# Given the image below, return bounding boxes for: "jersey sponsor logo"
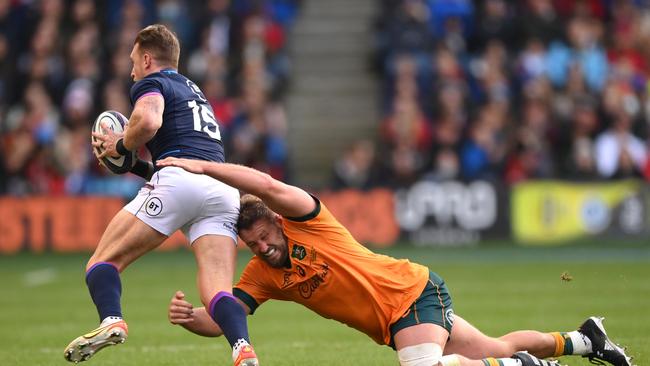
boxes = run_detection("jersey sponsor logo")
[282,272,294,288]
[145,197,163,216]
[297,263,329,299]
[295,264,306,277]
[291,244,307,260]
[310,248,317,263]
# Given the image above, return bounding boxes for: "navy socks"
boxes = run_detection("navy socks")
[208,291,250,347]
[86,262,122,322]
[85,263,248,348]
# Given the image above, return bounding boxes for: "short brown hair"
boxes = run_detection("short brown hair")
[134,24,180,68]
[238,194,275,232]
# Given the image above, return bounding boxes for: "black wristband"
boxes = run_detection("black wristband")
[130,159,154,180]
[116,138,131,156]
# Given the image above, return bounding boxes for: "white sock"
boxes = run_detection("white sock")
[568,330,592,355]
[496,359,522,366]
[100,316,122,327]
[478,358,522,366]
[231,338,250,361]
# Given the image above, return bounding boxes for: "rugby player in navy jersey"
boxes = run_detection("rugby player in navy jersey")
[64,24,259,366]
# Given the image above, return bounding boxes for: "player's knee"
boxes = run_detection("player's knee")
[397,343,443,366]
[494,338,518,357]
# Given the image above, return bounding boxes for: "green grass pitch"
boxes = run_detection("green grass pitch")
[1,244,648,365]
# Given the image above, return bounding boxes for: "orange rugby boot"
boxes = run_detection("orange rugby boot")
[64,319,128,363]
[232,339,259,366]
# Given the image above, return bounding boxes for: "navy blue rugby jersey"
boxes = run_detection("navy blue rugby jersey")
[129,68,225,164]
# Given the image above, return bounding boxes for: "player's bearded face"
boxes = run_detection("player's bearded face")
[241,218,289,268]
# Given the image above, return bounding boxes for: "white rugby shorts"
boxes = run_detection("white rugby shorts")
[124,166,240,244]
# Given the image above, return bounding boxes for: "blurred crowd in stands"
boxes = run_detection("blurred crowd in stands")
[333,0,650,190]
[4,0,650,197]
[0,0,299,197]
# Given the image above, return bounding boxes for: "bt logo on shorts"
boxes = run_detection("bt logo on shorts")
[145,197,163,216]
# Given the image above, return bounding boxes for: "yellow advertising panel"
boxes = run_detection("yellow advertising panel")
[512,180,642,244]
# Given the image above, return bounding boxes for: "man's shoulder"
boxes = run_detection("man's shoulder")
[240,256,284,287]
[243,255,271,273]
[136,69,187,86]
[131,71,191,101]
[151,71,203,98]
[131,73,166,94]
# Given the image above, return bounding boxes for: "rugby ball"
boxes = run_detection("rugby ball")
[92,110,136,174]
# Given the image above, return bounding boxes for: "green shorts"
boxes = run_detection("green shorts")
[389,271,454,348]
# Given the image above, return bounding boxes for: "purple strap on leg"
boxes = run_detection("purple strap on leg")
[209,291,236,317]
[86,262,118,278]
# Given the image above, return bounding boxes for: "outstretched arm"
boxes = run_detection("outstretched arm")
[157,157,316,218]
[168,291,251,338]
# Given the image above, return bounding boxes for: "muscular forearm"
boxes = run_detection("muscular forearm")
[123,110,159,151]
[203,162,278,199]
[181,307,223,338]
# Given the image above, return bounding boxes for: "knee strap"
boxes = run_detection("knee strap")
[397,343,443,366]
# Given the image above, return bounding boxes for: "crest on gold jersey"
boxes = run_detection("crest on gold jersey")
[291,244,307,260]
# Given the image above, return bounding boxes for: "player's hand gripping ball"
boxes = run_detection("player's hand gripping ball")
[91,111,136,174]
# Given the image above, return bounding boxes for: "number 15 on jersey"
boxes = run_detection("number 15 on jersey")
[188,100,222,141]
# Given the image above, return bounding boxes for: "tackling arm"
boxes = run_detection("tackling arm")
[168,291,251,338]
[179,307,222,337]
[156,158,316,218]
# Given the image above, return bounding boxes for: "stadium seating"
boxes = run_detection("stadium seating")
[0,0,300,197]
